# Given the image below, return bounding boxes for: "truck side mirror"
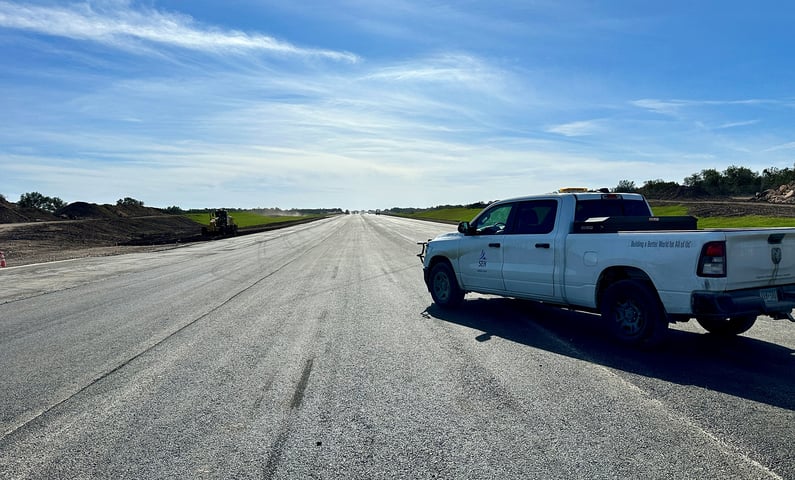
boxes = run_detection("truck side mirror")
[458,222,471,234]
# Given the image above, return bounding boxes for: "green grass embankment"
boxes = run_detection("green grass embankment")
[185,211,321,228]
[650,204,795,228]
[397,208,482,224]
[400,204,795,229]
[697,216,795,228]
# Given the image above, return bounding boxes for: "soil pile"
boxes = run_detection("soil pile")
[0,197,58,223]
[753,183,795,204]
[673,201,795,218]
[57,202,116,219]
[0,200,203,266]
[56,202,169,219]
[641,185,713,200]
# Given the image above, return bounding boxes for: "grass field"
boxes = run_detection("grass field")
[696,216,795,228]
[399,207,482,223]
[185,211,320,228]
[401,204,795,228]
[649,204,795,228]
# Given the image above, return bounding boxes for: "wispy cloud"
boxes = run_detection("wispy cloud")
[547,119,604,137]
[0,1,359,61]
[364,54,509,94]
[631,99,686,116]
[764,142,795,152]
[717,119,759,129]
[632,98,777,116]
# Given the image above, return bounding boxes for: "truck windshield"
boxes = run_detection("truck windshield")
[574,198,651,222]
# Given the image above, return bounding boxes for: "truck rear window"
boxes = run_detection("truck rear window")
[574,198,651,222]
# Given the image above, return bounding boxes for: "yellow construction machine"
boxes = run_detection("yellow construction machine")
[201,209,239,236]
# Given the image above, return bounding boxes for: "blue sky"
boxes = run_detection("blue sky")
[2,1,795,210]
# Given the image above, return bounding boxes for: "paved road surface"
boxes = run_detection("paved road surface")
[1,214,793,479]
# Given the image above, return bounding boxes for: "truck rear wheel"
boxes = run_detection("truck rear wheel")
[696,315,756,336]
[600,280,667,346]
[429,262,464,308]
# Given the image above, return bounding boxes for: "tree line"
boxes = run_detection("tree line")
[6,192,151,213]
[615,164,795,197]
[3,191,343,216]
[388,201,491,214]
[17,192,66,212]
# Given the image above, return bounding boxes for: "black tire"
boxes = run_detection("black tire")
[696,315,756,336]
[429,262,464,308]
[600,279,668,346]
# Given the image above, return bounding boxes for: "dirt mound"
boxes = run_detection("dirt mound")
[3,214,200,242]
[0,199,201,266]
[0,214,204,266]
[57,202,116,219]
[113,203,168,218]
[752,183,795,204]
[640,185,715,200]
[0,199,165,223]
[0,197,59,223]
[671,201,795,218]
[0,198,30,223]
[56,202,166,219]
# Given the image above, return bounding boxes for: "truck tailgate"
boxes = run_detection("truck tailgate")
[724,229,795,290]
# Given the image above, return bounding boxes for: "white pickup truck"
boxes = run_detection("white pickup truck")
[419,189,795,346]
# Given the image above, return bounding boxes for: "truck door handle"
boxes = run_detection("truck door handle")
[535,243,550,249]
[488,243,501,248]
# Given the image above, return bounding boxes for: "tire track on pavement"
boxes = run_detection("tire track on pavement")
[263,357,316,479]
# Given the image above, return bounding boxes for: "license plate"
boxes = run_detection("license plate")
[760,288,778,303]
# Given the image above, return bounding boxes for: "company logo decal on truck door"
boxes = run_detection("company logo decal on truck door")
[772,247,782,265]
[478,249,487,271]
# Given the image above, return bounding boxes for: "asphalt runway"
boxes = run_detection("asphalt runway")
[1,214,793,479]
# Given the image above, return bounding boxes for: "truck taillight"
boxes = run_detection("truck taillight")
[698,241,726,277]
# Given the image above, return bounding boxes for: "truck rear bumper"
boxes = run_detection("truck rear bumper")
[692,285,795,319]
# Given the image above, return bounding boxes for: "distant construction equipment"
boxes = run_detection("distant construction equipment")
[201,209,238,236]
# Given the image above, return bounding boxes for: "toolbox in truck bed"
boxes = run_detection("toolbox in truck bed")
[572,215,698,233]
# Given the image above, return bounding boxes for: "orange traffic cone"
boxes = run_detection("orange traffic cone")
[0,251,5,268]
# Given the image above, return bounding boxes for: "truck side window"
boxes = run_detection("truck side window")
[471,204,513,234]
[512,200,557,234]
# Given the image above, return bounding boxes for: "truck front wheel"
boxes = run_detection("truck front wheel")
[600,280,668,346]
[429,262,464,308]
[696,316,756,336]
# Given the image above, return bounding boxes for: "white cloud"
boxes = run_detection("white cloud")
[0,1,359,61]
[716,119,759,129]
[631,99,687,116]
[364,54,513,97]
[632,98,778,116]
[547,119,604,137]
[764,142,795,152]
